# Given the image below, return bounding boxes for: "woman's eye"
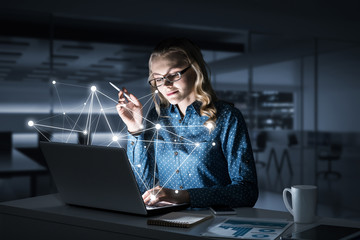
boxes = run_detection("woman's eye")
[167,74,178,80]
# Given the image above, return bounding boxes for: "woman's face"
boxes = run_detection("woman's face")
[150,55,196,107]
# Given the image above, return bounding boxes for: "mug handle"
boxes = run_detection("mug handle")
[283,188,294,216]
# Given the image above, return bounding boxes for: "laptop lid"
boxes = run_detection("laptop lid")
[40,142,188,216]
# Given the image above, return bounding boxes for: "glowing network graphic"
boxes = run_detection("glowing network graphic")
[27,81,216,198]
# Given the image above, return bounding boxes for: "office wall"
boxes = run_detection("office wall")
[318,47,360,133]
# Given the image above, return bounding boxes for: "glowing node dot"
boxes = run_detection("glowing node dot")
[206,122,214,130]
[139,124,144,129]
[144,146,147,148]
[137,164,141,168]
[83,130,88,135]
[212,142,216,146]
[100,108,104,112]
[63,112,66,115]
[112,136,119,142]
[155,124,161,130]
[84,103,86,105]
[91,86,97,92]
[27,121,34,127]
[154,90,159,94]
[175,190,179,194]
[174,139,177,142]
[195,142,200,147]
[52,80,56,85]
[150,194,156,201]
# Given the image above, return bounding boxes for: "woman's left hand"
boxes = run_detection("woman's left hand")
[142,186,190,206]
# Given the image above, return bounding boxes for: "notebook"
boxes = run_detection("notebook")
[39,142,189,216]
[147,212,213,228]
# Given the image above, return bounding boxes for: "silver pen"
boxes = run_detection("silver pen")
[109,82,136,104]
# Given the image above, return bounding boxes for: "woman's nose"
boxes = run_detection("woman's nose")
[164,78,173,86]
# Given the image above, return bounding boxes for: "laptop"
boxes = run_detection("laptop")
[39,141,189,216]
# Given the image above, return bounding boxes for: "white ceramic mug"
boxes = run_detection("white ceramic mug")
[283,185,317,223]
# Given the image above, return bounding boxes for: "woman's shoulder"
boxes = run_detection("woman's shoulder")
[215,100,240,114]
[215,100,245,122]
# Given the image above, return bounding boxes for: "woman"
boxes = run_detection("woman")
[116,38,258,208]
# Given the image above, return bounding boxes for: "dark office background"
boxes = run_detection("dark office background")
[1,1,359,221]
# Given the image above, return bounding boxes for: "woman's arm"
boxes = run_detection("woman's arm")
[187,108,258,208]
[126,108,159,194]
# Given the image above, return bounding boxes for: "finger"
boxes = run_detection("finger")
[147,195,159,206]
[143,195,150,204]
[142,190,150,200]
[123,88,140,106]
[144,194,156,205]
[116,103,126,111]
[118,89,124,98]
[118,91,126,103]
[128,93,141,106]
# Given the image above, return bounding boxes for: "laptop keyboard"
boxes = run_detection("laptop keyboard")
[145,201,176,210]
[146,205,159,210]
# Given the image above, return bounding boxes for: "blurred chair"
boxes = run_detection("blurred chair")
[0,131,12,155]
[317,143,342,179]
[287,133,298,147]
[253,131,267,167]
[78,132,92,145]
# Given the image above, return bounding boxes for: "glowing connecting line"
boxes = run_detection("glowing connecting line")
[28,80,217,194]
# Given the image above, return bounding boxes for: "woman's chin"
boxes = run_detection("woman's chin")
[167,99,179,105]
[166,97,180,105]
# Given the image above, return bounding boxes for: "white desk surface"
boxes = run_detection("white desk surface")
[0,194,359,239]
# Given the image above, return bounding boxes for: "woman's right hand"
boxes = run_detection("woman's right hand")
[116,88,143,134]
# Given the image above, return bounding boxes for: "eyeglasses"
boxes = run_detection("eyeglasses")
[148,66,191,88]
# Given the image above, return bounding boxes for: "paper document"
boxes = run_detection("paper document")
[202,217,292,239]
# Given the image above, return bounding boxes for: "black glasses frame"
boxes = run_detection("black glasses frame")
[148,65,191,87]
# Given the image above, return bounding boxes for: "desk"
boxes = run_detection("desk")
[1,194,359,240]
[0,149,48,197]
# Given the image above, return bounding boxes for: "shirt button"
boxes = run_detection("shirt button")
[179,186,183,189]
[174,151,178,156]
[176,169,179,173]
[179,136,184,141]
[178,119,182,123]
[130,141,134,145]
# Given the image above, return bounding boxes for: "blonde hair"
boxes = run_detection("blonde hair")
[148,38,217,130]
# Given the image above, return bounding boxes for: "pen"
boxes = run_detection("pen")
[109,82,136,104]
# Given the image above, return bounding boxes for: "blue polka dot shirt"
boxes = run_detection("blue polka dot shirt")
[127,100,258,208]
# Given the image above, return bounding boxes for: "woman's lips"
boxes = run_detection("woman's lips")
[166,90,178,96]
